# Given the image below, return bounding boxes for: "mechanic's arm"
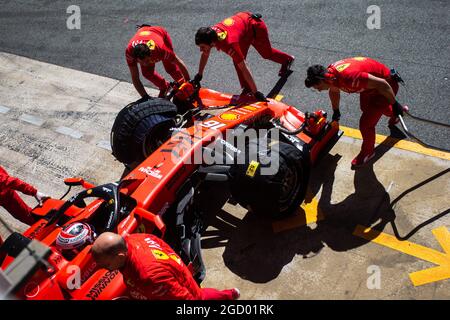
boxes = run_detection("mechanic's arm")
[198,50,210,77]
[328,87,340,111]
[366,74,396,104]
[173,54,190,82]
[0,174,37,196]
[236,60,257,93]
[128,64,149,98]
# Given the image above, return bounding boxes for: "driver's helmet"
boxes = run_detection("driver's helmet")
[56,222,96,254]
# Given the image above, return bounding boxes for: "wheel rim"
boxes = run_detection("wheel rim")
[142,124,171,158]
[279,164,300,211]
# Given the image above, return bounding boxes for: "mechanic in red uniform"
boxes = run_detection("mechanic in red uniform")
[126,24,191,99]
[304,57,408,167]
[92,232,240,300]
[0,166,49,225]
[194,12,295,101]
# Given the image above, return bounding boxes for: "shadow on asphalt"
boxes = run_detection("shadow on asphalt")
[200,132,414,283]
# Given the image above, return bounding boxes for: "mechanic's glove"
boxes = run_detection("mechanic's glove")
[135,93,151,104]
[192,73,202,86]
[158,82,170,98]
[35,191,50,206]
[332,109,341,122]
[392,100,405,117]
[254,91,269,102]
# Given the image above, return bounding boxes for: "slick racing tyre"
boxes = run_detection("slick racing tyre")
[229,140,310,219]
[111,98,177,164]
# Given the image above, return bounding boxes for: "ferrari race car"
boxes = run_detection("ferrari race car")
[0,80,342,300]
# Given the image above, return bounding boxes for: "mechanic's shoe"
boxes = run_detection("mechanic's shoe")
[279,55,295,76]
[231,288,240,300]
[351,151,375,168]
[388,105,409,127]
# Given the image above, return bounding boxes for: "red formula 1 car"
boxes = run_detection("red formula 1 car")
[0,81,342,299]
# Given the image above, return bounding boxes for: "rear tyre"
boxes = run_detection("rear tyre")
[229,140,310,219]
[110,98,177,165]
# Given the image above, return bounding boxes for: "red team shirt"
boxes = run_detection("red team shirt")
[327,57,391,93]
[211,12,254,64]
[125,26,177,67]
[120,233,203,300]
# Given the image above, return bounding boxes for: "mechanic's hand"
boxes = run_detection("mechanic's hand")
[35,191,50,206]
[158,83,170,98]
[392,101,405,117]
[135,93,151,104]
[193,73,202,85]
[254,91,268,102]
[332,109,341,122]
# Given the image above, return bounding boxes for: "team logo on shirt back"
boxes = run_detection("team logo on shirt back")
[223,18,235,26]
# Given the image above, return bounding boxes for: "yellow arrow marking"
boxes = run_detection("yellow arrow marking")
[353,225,450,286]
[272,194,324,233]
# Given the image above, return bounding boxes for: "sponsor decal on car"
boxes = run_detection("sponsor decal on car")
[102,187,112,193]
[219,113,240,121]
[138,166,163,179]
[27,221,47,239]
[246,160,260,178]
[86,270,119,300]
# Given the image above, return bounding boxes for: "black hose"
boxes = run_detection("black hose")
[405,110,450,128]
[59,186,72,200]
[398,115,450,153]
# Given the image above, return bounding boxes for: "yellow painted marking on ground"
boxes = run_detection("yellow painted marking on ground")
[353,225,450,286]
[275,94,284,101]
[340,125,450,161]
[272,195,324,233]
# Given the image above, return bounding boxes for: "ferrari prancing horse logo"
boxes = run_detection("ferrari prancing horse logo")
[336,63,350,72]
[146,39,156,50]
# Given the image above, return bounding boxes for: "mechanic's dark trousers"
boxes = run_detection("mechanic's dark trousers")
[0,190,35,225]
[234,18,293,90]
[359,79,399,155]
[201,288,236,300]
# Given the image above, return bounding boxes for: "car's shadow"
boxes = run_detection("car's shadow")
[201,133,404,283]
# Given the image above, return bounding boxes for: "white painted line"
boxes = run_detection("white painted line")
[19,114,45,126]
[55,126,83,139]
[0,105,10,114]
[97,140,112,151]
[387,181,394,193]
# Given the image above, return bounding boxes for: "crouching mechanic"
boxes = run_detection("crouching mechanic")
[0,165,49,225]
[194,12,295,101]
[304,57,408,167]
[126,24,191,100]
[92,232,240,300]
